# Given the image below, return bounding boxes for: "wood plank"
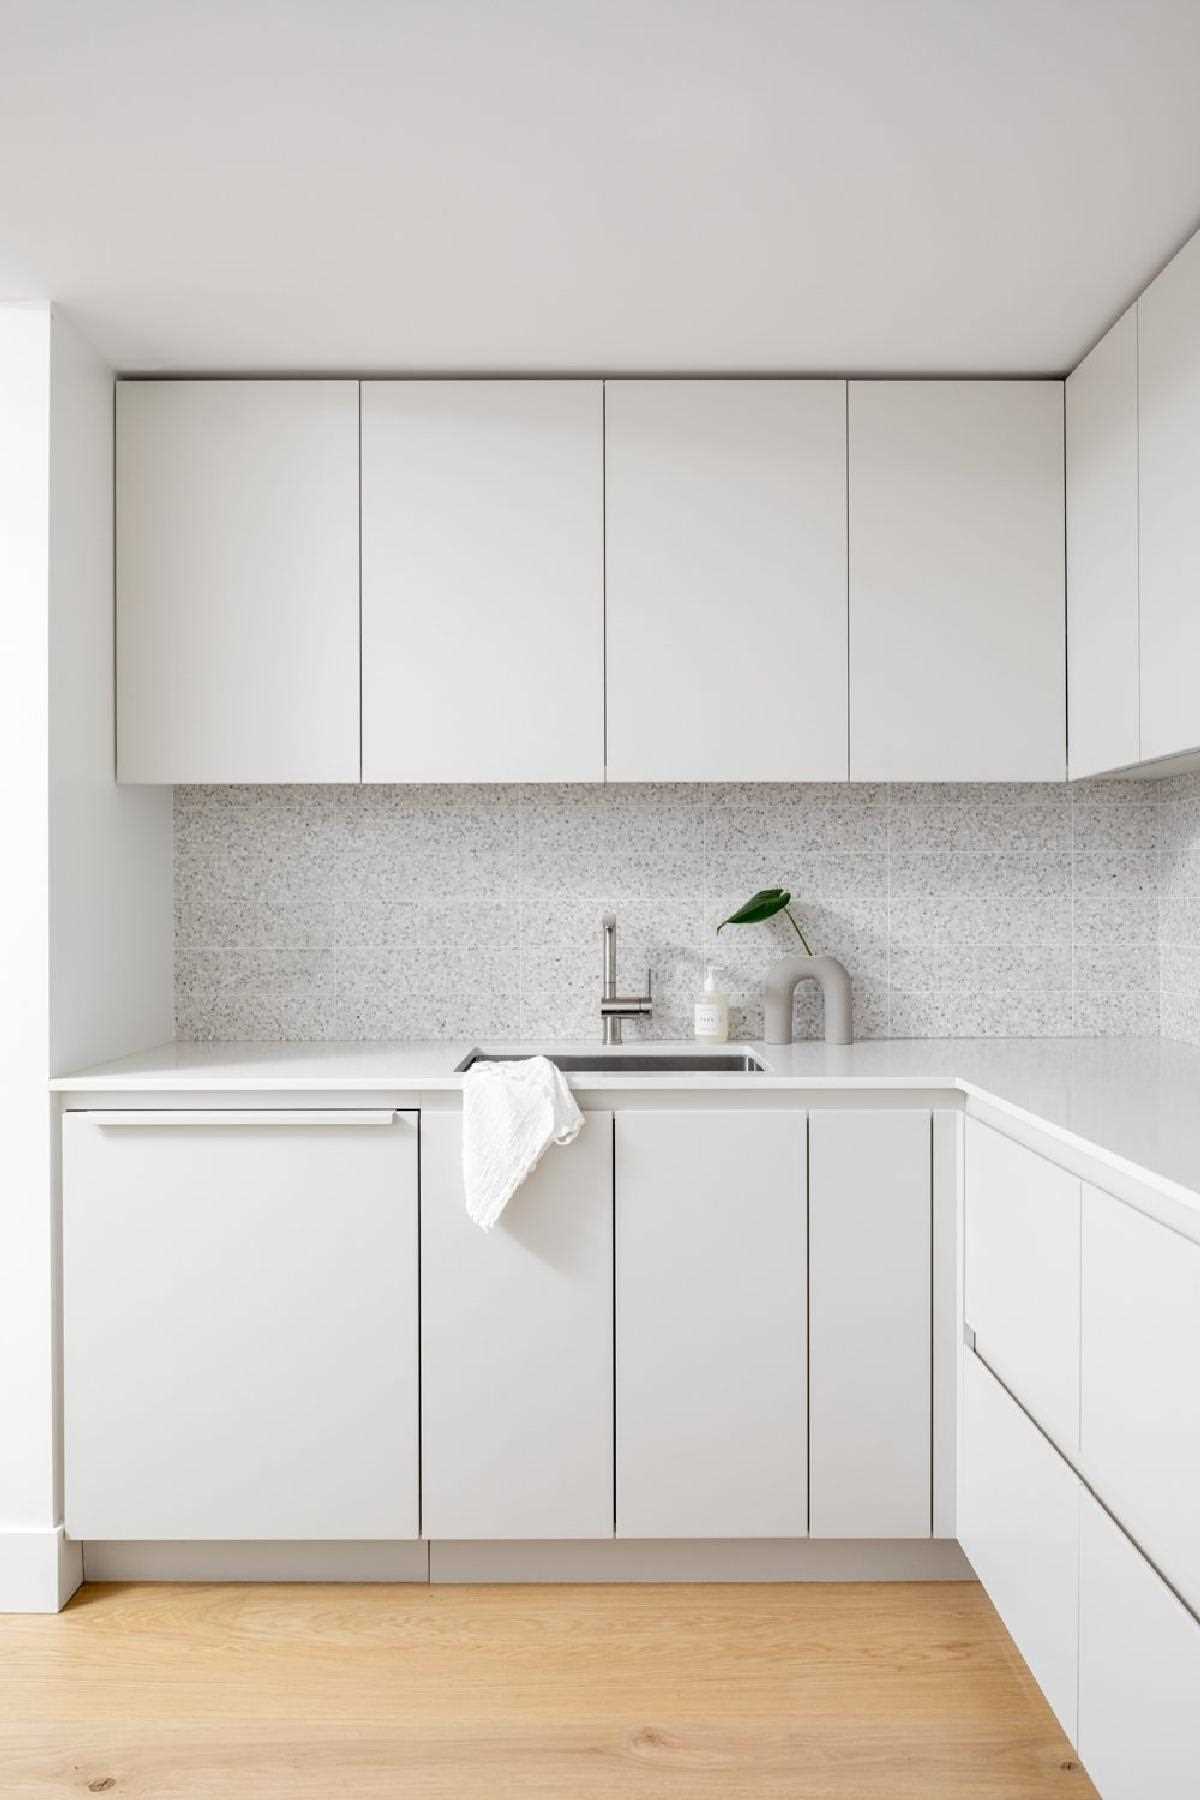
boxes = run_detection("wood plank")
[0,1581,1094,1797]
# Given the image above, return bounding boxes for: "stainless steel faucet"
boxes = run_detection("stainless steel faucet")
[600,913,653,1045]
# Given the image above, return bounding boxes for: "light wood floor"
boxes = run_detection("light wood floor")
[0,1580,1095,1798]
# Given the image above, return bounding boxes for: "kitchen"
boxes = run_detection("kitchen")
[2,4,1200,1796]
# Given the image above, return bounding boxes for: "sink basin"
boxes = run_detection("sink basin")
[457,1048,766,1074]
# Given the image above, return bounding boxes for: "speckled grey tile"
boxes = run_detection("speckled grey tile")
[1071,851,1160,896]
[888,893,1073,950]
[347,786,521,900]
[889,944,1072,992]
[888,988,1074,1039]
[889,852,1072,898]
[889,783,1071,808]
[707,785,888,856]
[707,849,889,902]
[1071,804,1160,854]
[175,947,338,1040]
[1161,947,1200,1046]
[1073,892,1160,947]
[176,895,336,949]
[334,953,519,1040]
[1160,893,1200,946]
[520,785,705,899]
[888,800,1071,854]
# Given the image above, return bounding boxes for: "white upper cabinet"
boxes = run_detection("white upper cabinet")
[604,380,848,781]
[848,381,1065,781]
[117,380,360,783]
[1138,230,1200,764]
[361,380,604,781]
[1066,307,1140,778]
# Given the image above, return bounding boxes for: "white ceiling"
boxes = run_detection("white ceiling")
[2,0,1199,374]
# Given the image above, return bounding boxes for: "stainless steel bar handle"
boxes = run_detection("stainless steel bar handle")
[80,1110,401,1127]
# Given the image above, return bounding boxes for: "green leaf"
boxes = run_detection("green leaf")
[717,888,792,931]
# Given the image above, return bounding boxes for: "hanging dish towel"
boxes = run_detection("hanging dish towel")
[462,1055,585,1230]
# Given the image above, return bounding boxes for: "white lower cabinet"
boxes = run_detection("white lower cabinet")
[964,1118,1080,1454]
[420,1110,614,1539]
[809,1109,931,1538]
[1078,1490,1200,1799]
[1081,1182,1200,1614]
[63,1109,419,1540]
[959,1353,1079,1742]
[615,1110,807,1538]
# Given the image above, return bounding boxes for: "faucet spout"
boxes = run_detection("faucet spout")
[599,912,653,1045]
[763,954,852,1045]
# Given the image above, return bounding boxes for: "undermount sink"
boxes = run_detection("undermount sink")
[456,1048,767,1074]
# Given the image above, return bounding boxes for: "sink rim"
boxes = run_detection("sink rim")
[456,1047,768,1075]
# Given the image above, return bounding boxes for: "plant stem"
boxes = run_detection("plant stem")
[785,907,814,955]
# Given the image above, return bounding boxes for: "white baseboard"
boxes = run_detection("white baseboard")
[0,1527,83,1613]
[82,1540,431,1583]
[428,1538,975,1584]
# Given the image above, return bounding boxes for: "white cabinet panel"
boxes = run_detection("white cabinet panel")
[809,1110,931,1538]
[848,381,1065,781]
[1066,306,1140,778]
[1078,1490,1200,1800]
[615,1110,807,1538]
[361,380,604,781]
[1138,230,1200,763]
[605,380,848,781]
[64,1109,418,1540]
[1081,1183,1200,1613]
[959,1353,1079,1743]
[116,380,360,782]
[964,1119,1080,1453]
[421,1110,613,1539]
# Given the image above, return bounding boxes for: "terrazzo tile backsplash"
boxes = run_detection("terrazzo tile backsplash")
[1159,770,1200,1047]
[174,779,1164,1042]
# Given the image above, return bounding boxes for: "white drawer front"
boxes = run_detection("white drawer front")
[959,1352,1079,1743]
[965,1118,1080,1453]
[1081,1182,1200,1615]
[1078,1489,1200,1800]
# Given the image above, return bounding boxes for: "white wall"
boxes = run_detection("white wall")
[0,303,59,1607]
[48,312,173,1074]
[0,306,173,1610]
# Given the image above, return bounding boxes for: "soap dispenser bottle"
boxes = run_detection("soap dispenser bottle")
[693,965,729,1043]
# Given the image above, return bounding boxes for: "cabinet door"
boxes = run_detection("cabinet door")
[64,1109,418,1539]
[1066,306,1140,778]
[605,381,848,780]
[615,1110,807,1538]
[964,1119,1080,1454]
[1139,230,1200,763]
[116,380,360,782]
[809,1110,931,1538]
[959,1353,1079,1743]
[848,381,1065,780]
[1078,1490,1200,1799]
[1081,1184,1200,1614]
[421,1110,613,1539]
[361,380,604,781]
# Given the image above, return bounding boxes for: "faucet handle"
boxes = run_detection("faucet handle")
[645,967,653,999]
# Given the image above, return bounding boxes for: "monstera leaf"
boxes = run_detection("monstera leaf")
[718,887,814,954]
[717,888,793,930]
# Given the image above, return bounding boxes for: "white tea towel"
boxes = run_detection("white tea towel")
[462,1055,585,1230]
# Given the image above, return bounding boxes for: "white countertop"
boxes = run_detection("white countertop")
[52,1035,1200,1226]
